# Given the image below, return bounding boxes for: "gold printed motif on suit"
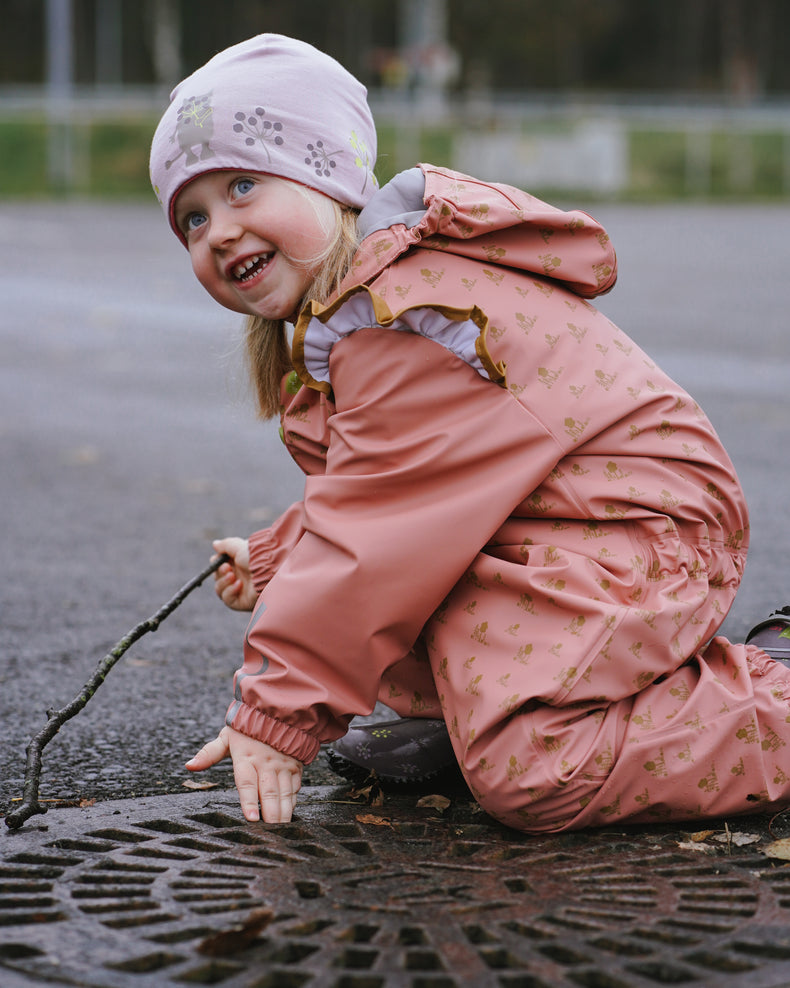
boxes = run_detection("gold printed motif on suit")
[471,622,490,645]
[466,674,483,695]
[564,417,589,442]
[517,592,537,613]
[371,238,394,261]
[593,261,613,285]
[594,742,614,771]
[697,764,720,793]
[516,312,536,334]
[420,267,445,287]
[483,268,505,286]
[600,793,622,817]
[539,253,562,275]
[513,643,533,664]
[538,366,564,388]
[659,489,683,511]
[568,322,588,342]
[595,369,617,391]
[761,727,786,752]
[532,730,568,756]
[604,460,632,481]
[483,243,506,262]
[644,749,668,777]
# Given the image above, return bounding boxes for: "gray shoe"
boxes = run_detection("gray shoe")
[745,607,790,665]
[326,717,459,784]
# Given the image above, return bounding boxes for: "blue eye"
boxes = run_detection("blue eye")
[185,211,207,233]
[232,177,255,198]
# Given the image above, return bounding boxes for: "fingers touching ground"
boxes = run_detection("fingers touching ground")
[188,726,302,823]
[235,764,301,823]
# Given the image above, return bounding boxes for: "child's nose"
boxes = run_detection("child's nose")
[208,209,243,249]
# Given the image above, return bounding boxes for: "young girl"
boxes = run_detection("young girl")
[150,34,790,832]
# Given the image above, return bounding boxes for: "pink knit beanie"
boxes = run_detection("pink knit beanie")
[149,34,378,243]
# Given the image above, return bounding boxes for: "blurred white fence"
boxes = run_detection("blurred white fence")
[1,86,789,197]
[374,92,790,196]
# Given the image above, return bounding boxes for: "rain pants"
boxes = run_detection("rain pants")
[228,164,790,832]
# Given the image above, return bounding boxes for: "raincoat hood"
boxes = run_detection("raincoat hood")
[351,164,617,299]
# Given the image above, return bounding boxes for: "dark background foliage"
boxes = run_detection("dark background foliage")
[2,0,787,99]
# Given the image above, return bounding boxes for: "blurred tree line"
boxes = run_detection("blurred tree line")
[1,0,787,101]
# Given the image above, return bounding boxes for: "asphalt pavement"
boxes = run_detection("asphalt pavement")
[1,198,788,817]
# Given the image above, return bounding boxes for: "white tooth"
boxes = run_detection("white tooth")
[234,255,263,280]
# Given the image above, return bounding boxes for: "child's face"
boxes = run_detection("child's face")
[173,171,335,321]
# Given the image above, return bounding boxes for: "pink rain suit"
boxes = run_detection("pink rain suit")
[228,164,790,832]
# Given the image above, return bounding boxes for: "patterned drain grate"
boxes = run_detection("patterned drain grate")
[2,789,790,987]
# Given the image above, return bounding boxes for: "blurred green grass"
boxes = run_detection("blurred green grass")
[0,117,787,201]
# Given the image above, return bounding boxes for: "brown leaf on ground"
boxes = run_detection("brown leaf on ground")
[182,779,218,790]
[349,775,385,806]
[677,840,717,854]
[712,831,761,847]
[197,908,274,956]
[356,813,392,827]
[763,838,790,861]
[416,794,451,812]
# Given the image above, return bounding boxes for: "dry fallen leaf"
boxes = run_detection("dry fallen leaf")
[712,831,761,846]
[182,779,218,790]
[416,794,451,812]
[677,841,716,854]
[349,777,385,807]
[197,907,274,956]
[763,838,790,861]
[355,813,392,827]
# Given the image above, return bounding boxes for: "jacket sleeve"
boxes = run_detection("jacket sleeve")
[247,501,307,592]
[226,326,565,763]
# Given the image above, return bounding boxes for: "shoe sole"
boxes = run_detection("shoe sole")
[325,748,464,788]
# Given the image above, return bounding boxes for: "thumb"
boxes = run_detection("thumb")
[186,729,231,771]
[212,536,244,561]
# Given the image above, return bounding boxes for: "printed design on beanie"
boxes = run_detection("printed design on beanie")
[165,92,215,170]
[305,140,344,179]
[233,107,285,161]
[349,130,377,194]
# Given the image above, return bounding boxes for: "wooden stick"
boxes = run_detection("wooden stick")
[4,555,229,831]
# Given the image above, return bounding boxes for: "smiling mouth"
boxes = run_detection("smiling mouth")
[232,253,272,282]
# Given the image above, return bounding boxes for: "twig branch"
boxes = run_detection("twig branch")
[5,554,229,831]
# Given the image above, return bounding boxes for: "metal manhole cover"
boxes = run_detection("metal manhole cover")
[2,788,790,987]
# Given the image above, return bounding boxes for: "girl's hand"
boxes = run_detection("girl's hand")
[186,725,302,823]
[212,537,257,611]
